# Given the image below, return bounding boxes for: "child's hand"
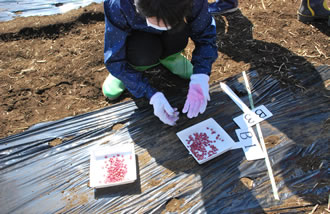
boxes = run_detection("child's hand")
[150,92,179,126]
[183,74,210,118]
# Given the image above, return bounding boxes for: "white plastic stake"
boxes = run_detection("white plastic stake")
[242,71,280,200]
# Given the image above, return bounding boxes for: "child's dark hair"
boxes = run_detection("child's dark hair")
[136,0,192,28]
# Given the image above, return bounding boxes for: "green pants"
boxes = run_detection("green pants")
[102,52,193,100]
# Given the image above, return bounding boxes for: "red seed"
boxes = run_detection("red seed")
[102,155,128,183]
[186,131,218,160]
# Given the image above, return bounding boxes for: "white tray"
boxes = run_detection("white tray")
[176,118,236,164]
[89,143,136,188]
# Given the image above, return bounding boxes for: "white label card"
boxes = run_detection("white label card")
[235,129,265,160]
[233,105,273,128]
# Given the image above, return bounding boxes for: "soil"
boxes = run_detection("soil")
[0,0,329,213]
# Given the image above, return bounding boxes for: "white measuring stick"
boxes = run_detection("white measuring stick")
[242,71,280,200]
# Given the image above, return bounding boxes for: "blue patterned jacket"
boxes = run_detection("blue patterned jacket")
[104,0,218,99]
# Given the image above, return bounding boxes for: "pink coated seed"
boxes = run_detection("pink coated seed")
[186,132,218,160]
[102,155,128,184]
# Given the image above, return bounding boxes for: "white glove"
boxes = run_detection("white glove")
[150,92,179,126]
[182,74,210,118]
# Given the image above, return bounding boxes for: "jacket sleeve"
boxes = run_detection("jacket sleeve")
[188,0,218,76]
[103,0,157,100]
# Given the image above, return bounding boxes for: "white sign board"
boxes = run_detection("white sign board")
[235,128,265,160]
[234,105,273,128]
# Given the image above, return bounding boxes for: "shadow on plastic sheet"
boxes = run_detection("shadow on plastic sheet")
[94,155,142,198]
[126,88,266,213]
[125,71,329,213]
